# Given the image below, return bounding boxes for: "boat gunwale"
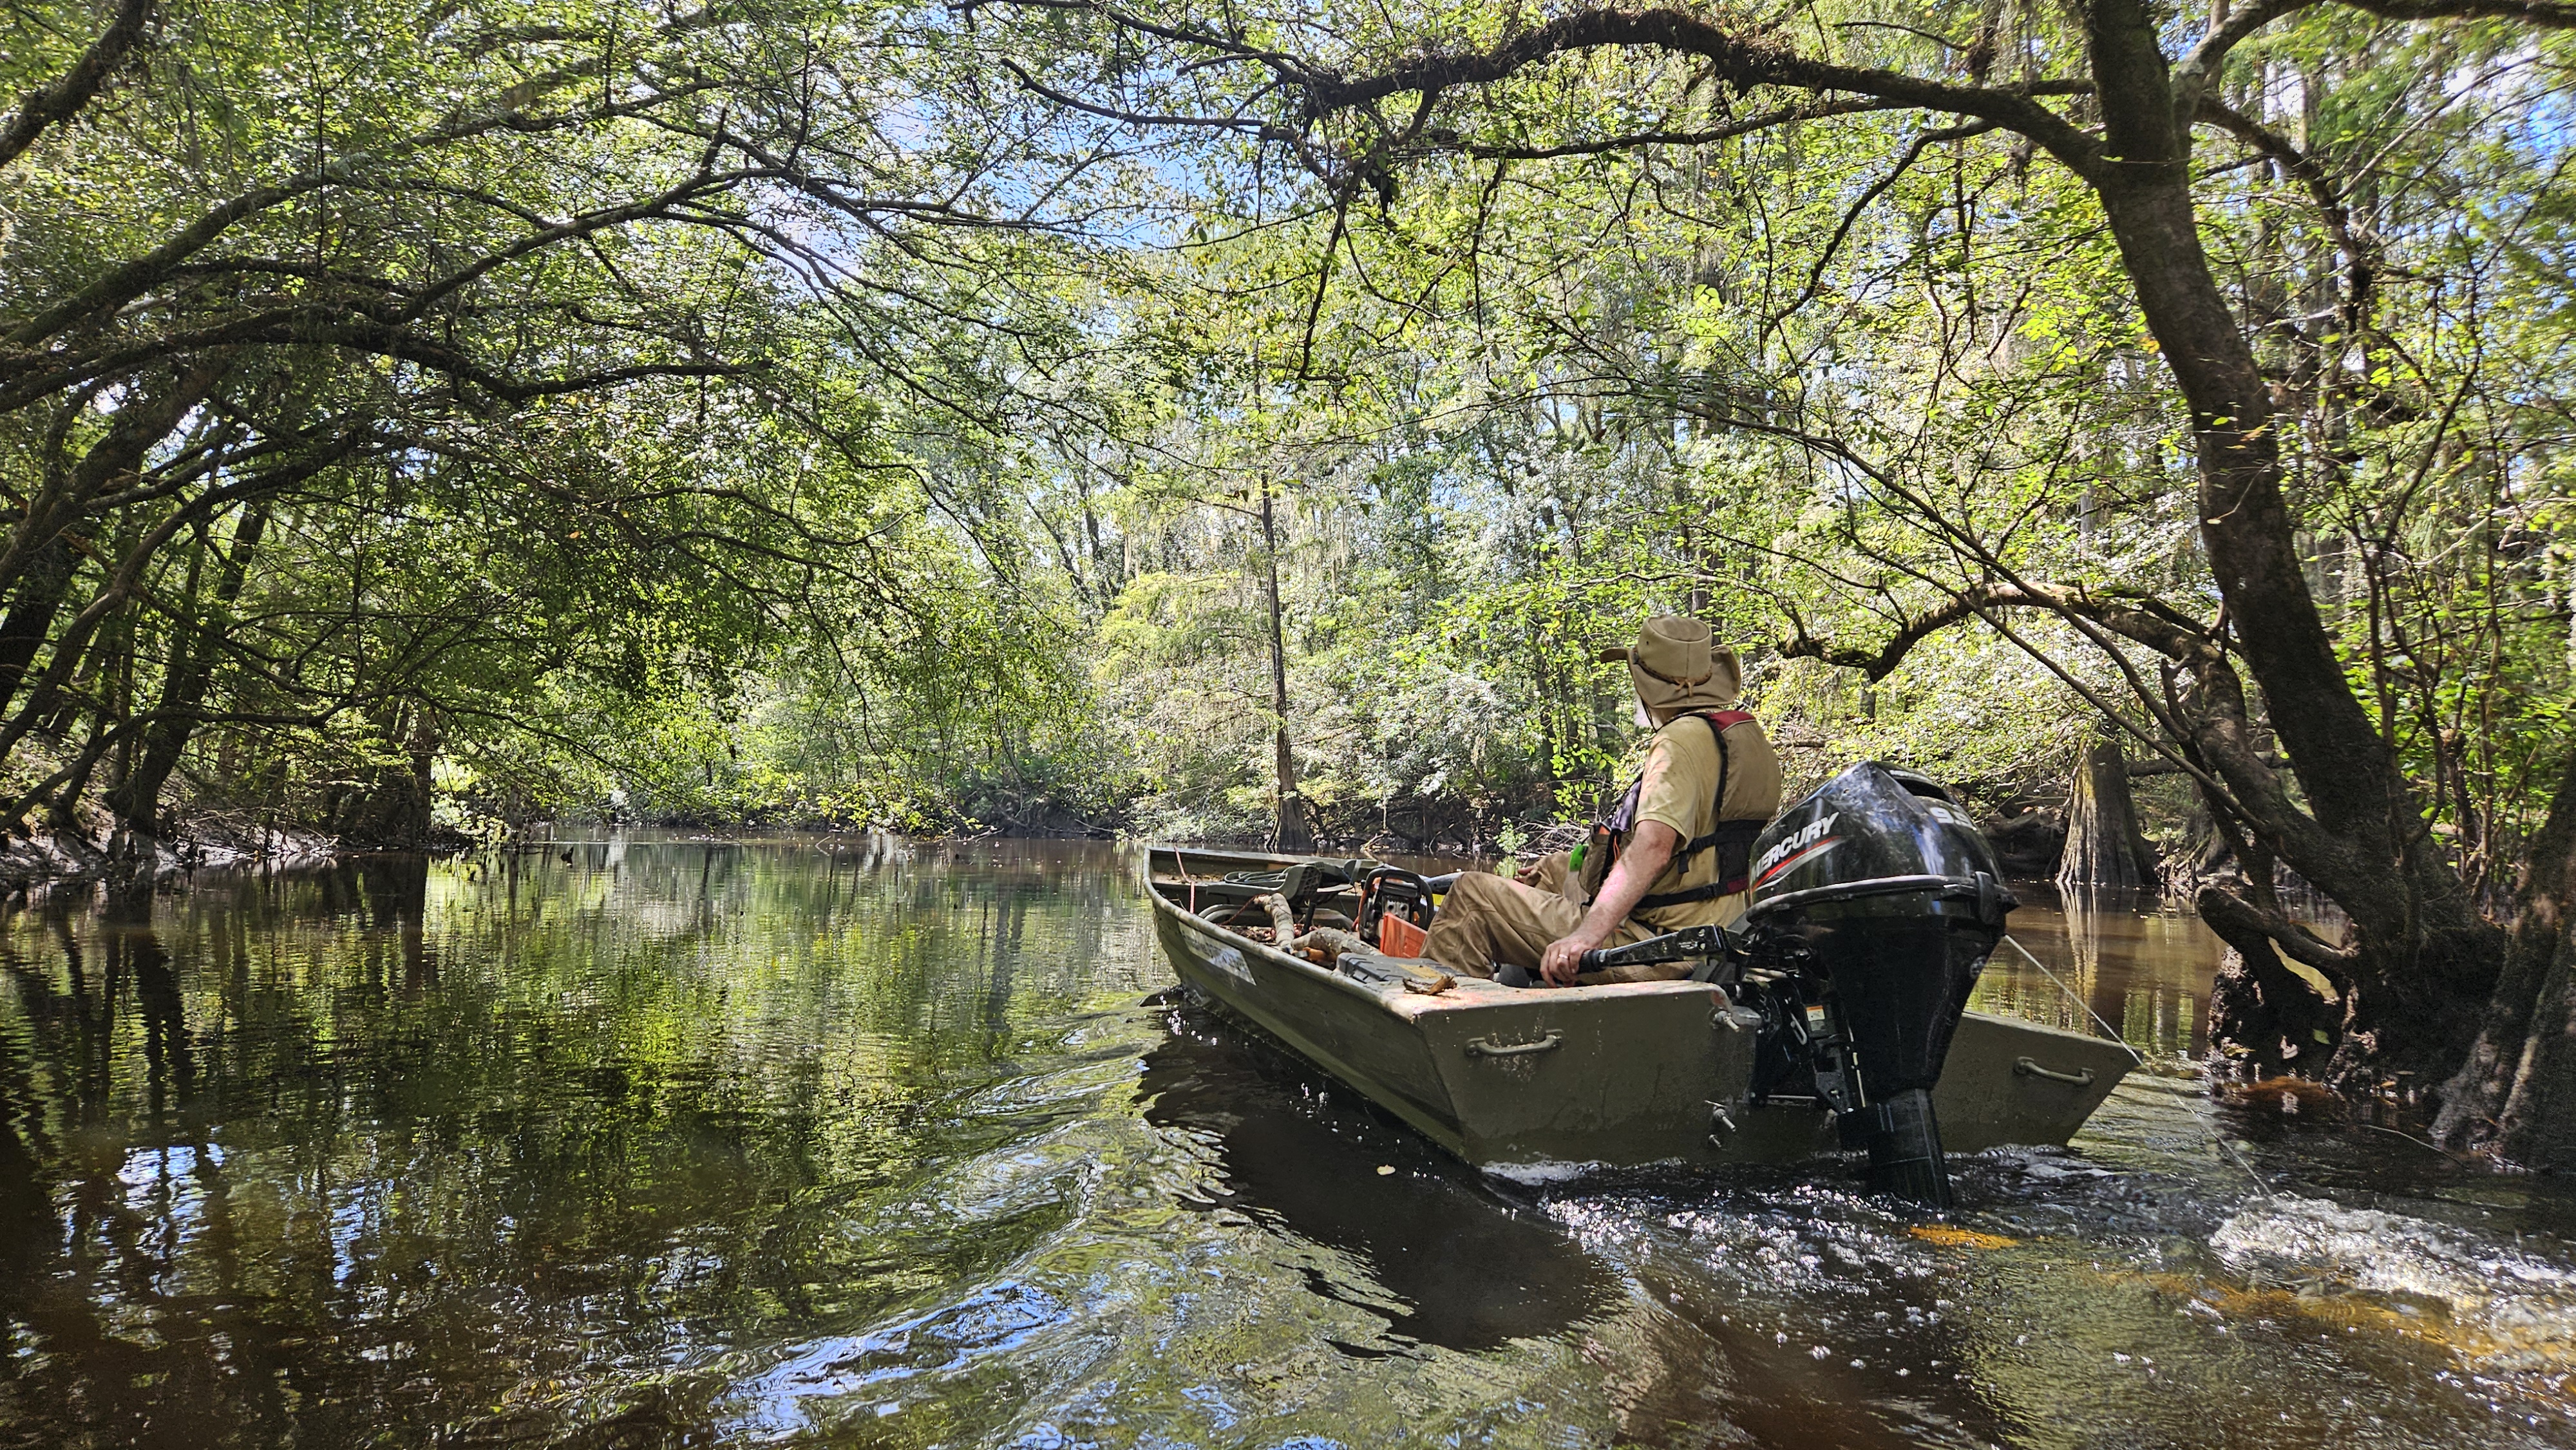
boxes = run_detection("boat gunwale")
[1141,845,2148,1050]
[1139,844,1715,1015]
[1143,845,1403,1013]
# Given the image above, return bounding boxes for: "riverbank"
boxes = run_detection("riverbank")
[0,816,343,893]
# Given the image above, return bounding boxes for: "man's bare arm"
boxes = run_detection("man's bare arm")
[1540,820,1680,984]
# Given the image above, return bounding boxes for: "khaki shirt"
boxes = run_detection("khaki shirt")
[1629,713,1784,932]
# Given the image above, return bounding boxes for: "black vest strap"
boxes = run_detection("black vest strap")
[1637,821,1765,909]
[1634,714,1762,910]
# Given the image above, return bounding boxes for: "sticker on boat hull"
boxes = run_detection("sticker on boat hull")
[1200,943,1256,986]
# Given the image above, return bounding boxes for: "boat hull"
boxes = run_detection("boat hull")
[1143,847,2132,1174]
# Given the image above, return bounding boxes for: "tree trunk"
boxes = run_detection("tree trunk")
[2080,1,2503,1091]
[2464,928,2576,1166]
[2058,737,2151,895]
[2435,756,2576,1164]
[106,507,267,836]
[326,717,437,847]
[0,359,222,605]
[0,536,77,720]
[1257,479,1309,852]
[2199,886,2343,1078]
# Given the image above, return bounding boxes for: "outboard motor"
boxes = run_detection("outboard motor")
[1738,762,2014,1208]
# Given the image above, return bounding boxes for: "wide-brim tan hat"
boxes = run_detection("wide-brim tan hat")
[1598,615,1741,715]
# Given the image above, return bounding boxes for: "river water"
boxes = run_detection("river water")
[3,836,2573,1448]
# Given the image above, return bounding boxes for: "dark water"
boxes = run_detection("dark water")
[5,838,2574,1448]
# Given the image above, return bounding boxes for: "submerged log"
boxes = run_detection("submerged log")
[2221,1075,2347,1122]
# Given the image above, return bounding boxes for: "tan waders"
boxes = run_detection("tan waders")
[1423,873,1688,984]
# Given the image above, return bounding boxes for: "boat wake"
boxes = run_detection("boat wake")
[2212,1194,2576,1386]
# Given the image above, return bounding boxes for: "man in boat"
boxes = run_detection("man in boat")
[1423,615,1782,986]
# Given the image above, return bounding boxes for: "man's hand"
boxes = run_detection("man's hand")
[1541,929,1607,985]
[1513,849,1570,889]
[1537,820,1683,987]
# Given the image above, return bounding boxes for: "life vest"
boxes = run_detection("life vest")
[1579,710,1768,912]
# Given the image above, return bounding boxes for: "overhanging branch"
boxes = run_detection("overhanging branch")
[0,0,153,171]
[1291,6,2106,174]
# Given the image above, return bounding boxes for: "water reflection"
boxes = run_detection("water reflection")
[0,838,1155,1447]
[1139,1007,1616,1352]
[1974,888,2217,1060]
[2,842,2573,1449]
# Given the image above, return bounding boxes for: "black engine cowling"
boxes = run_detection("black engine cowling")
[1741,762,2015,1208]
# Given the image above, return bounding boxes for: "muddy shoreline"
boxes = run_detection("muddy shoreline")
[0,818,351,894]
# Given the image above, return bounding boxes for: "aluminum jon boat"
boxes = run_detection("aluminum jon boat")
[1141,764,2137,1204]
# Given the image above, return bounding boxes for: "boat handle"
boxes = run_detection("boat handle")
[1466,1030,1564,1059]
[2014,1055,2096,1087]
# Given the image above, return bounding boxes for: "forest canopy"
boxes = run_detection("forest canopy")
[6,3,2576,1147]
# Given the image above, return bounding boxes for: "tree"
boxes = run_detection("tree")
[2059,736,2154,896]
[996,0,2576,1155]
[0,0,1117,843]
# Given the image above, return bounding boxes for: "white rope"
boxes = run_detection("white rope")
[2003,932,2137,1051]
[2000,932,2277,1201]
